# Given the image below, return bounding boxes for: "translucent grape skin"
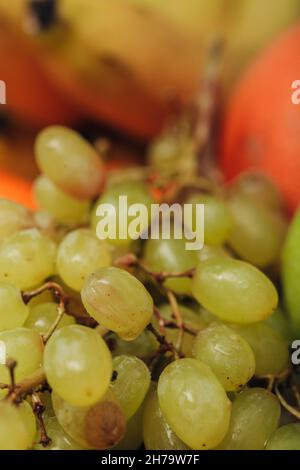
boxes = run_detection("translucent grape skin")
[143,384,189,450]
[111,355,151,420]
[35,126,104,200]
[56,229,111,292]
[266,424,300,450]
[81,267,153,341]
[230,172,283,210]
[193,323,255,391]
[0,328,43,385]
[0,199,33,242]
[113,403,144,451]
[232,323,289,377]
[0,401,36,450]
[106,330,157,359]
[186,193,232,246]
[0,228,56,289]
[34,415,84,450]
[217,388,281,450]
[91,180,153,247]
[34,175,90,225]
[192,258,278,324]
[143,238,198,295]
[264,306,293,342]
[228,194,287,267]
[0,282,29,331]
[157,358,231,450]
[25,302,75,335]
[52,390,125,449]
[44,325,112,407]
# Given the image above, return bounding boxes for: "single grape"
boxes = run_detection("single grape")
[143,384,189,450]
[25,302,75,335]
[111,355,150,420]
[193,323,255,391]
[232,323,289,376]
[0,401,36,450]
[91,181,153,247]
[192,258,278,324]
[157,358,231,450]
[186,193,232,246]
[113,404,144,451]
[81,267,153,341]
[105,330,157,359]
[34,175,90,225]
[282,209,300,336]
[143,238,198,295]
[0,229,56,289]
[44,325,112,406]
[34,415,85,450]
[156,304,205,357]
[0,328,43,384]
[266,424,300,450]
[56,229,111,292]
[197,244,230,263]
[0,283,29,331]
[0,199,33,242]
[52,390,125,449]
[230,172,283,210]
[217,388,280,450]
[228,194,287,267]
[35,126,104,200]
[264,306,293,342]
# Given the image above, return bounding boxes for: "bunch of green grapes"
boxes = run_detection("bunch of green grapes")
[0,125,297,452]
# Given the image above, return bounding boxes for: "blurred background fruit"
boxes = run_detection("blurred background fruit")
[220,23,300,214]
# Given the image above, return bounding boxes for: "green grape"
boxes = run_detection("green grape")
[264,306,293,342]
[81,267,153,341]
[35,126,104,200]
[106,330,157,359]
[0,328,43,384]
[0,283,29,331]
[34,175,90,225]
[34,415,84,450]
[197,244,230,263]
[232,323,289,377]
[56,229,111,292]
[111,355,150,419]
[147,133,179,175]
[143,238,198,295]
[186,194,232,246]
[113,404,144,450]
[27,289,54,308]
[228,194,287,267]
[157,358,231,450]
[143,384,189,450]
[25,302,75,335]
[217,388,280,450]
[0,229,56,289]
[230,172,283,210]
[44,325,112,406]
[91,181,153,247]
[193,323,255,391]
[282,209,300,336]
[0,199,33,242]
[192,258,278,324]
[52,390,125,449]
[0,401,36,450]
[266,424,300,450]
[156,304,205,356]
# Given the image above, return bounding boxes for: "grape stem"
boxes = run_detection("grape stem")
[31,392,52,447]
[22,281,68,344]
[275,384,300,421]
[146,323,183,360]
[5,367,47,404]
[166,289,184,350]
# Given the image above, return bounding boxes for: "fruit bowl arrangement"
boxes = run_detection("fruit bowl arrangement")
[0,0,300,453]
